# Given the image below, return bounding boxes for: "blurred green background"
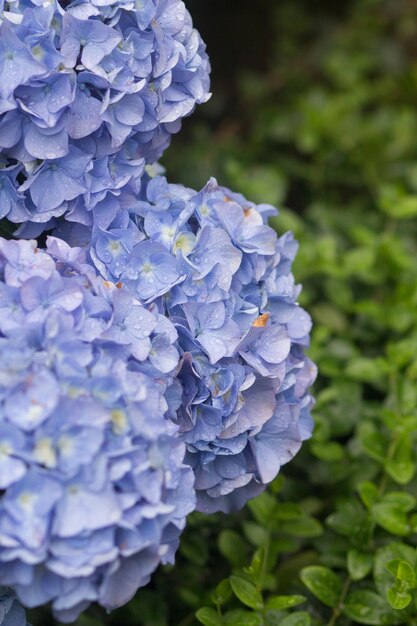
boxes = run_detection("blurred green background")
[30,1,417,625]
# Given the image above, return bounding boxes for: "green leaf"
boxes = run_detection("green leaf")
[382,492,416,512]
[218,531,248,567]
[371,503,410,536]
[195,607,222,626]
[229,576,264,610]
[379,185,417,219]
[300,566,342,607]
[266,595,306,610]
[387,588,412,610]
[374,543,417,597]
[358,423,387,462]
[310,441,345,462]
[275,503,303,521]
[385,459,415,485]
[278,612,311,626]
[245,548,272,587]
[343,590,396,625]
[385,437,415,485]
[243,522,270,547]
[346,357,387,384]
[248,492,277,525]
[245,548,264,577]
[279,516,323,538]
[358,481,380,508]
[347,549,373,581]
[327,501,369,539]
[409,513,417,533]
[211,580,232,606]
[385,560,416,587]
[223,609,262,626]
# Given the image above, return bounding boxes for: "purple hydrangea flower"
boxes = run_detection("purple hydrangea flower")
[60,14,122,70]
[0,0,210,228]
[0,236,195,621]
[0,21,46,103]
[84,175,316,513]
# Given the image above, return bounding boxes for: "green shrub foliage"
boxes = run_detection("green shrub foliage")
[29,0,417,624]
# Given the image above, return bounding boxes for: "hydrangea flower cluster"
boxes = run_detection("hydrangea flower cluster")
[0,0,210,227]
[0,237,195,622]
[0,0,316,620]
[87,175,317,513]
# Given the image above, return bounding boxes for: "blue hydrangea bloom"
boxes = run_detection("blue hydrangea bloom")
[0,587,30,626]
[84,175,317,513]
[0,236,195,621]
[0,0,210,227]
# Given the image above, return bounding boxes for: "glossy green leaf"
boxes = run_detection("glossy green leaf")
[382,493,416,513]
[278,612,311,626]
[358,481,380,509]
[218,531,248,567]
[223,609,262,626]
[385,560,416,587]
[243,522,270,547]
[229,576,263,610]
[374,542,416,604]
[358,423,387,462]
[310,440,345,461]
[387,588,412,610]
[266,595,306,610]
[343,590,395,625]
[379,186,417,219]
[211,580,232,606]
[279,516,323,538]
[247,492,277,525]
[385,436,415,485]
[300,566,342,607]
[347,549,374,581]
[371,503,410,536]
[195,607,222,626]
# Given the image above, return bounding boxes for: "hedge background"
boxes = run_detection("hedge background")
[30,1,417,624]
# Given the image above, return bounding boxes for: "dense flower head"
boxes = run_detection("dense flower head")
[85,175,317,513]
[0,0,210,227]
[0,587,30,626]
[0,236,195,621]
